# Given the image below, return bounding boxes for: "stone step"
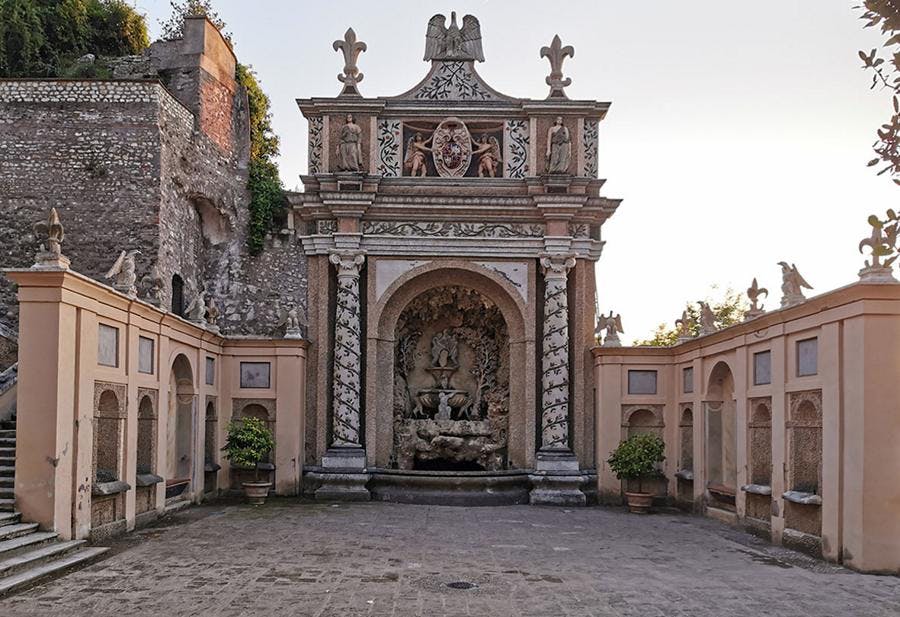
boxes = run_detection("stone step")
[0,523,39,543]
[0,488,13,499]
[0,540,87,578]
[0,531,58,559]
[0,500,15,512]
[0,467,14,477]
[0,546,108,597]
[0,459,13,469]
[0,450,14,459]
[0,439,14,448]
[0,430,14,439]
[0,512,20,528]
[0,478,12,488]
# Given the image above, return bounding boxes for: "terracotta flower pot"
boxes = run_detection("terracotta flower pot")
[242,481,272,505]
[624,491,653,514]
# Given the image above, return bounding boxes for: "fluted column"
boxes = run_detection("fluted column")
[329,251,365,448]
[540,254,576,452]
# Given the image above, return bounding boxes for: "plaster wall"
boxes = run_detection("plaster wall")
[593,282,900,573]
[7,268,306,541]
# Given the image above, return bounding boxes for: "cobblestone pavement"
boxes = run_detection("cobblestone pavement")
[1,500,899,616]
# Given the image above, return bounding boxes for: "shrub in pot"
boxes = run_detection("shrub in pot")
[607,433,666,514]
[223,417,275,505]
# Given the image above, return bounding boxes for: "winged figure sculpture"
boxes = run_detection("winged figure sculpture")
[424,12,484,62]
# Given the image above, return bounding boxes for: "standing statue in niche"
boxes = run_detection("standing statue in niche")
[404,132,433,177]
[546,116,571,174]
[472,134,501,178]
[336,114,363,172]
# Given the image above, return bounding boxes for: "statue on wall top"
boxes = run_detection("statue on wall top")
[105,249,140,297]
[404,132,434,177]
[424,12,484,62]
[858,212,899,282]
[472,134,501,178]
[540,34,575,99]
[745,278,768,320]
[596,311,623,347]
[546,116,571,174]
[778,262,813,307]
[675,310,695,342]
[184,285,207,323]
[140,264,164,307]
[336,114,363,172]
[32,207,69,268]
[698,301,718,336]
[333,28,366,96]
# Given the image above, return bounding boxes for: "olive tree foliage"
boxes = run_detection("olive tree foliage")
[0,0,149,77]
[856,1,900,185]
[634,287,748,347]
[159,0,230,43]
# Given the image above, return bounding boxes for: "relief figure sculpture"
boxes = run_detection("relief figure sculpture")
[404,132,433,177]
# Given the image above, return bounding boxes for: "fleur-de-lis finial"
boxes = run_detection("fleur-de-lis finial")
[540,34,574,99]
[333,28,367,96]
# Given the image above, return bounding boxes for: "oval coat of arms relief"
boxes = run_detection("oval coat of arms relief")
[432,117,472,177]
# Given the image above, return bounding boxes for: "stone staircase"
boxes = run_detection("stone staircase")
[0,416,109,596]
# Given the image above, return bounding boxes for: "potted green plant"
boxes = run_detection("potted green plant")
[223,417,275,505]
[607,433,666,514]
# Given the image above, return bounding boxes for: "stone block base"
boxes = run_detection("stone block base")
[528,472,587,506]
[313,472,371,502]
[313,448,371,501]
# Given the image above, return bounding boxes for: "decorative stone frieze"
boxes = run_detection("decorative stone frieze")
[308,116,324,174]
[504,120,530,178]
[376,119,402,177]
[411,61,494,101]
[329,251,366,447]
[583,119,599,178]
[539,254,576,451]
[361,221,544,238]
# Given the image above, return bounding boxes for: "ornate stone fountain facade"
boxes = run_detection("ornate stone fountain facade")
[393,287,509,471]
[297,13,620,505]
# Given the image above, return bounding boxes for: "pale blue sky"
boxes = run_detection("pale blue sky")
[135,1,898,342]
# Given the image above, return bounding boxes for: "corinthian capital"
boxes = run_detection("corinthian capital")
[329,251,366,277]
[540,254,576,279]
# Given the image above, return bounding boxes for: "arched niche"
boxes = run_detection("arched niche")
[621,405,664,439]
[679,407,693,472]
[167,354,195,492]
[392,286,509,471]
[136,391,157,475]
[367,263,531,470]
[705,360,737,508]
[93,383,126,483]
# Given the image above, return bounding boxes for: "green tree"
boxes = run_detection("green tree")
[159,0,230,43]
[634,286,748,347]
[238,63,286,254]
[856,1,900,185]
[0,0,149,78]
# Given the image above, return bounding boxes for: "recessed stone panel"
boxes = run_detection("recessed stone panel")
[98,324,119,368]
[240,362,271,389]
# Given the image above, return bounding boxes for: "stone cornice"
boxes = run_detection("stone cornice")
[591,281,900,361]
[3,268,309,347]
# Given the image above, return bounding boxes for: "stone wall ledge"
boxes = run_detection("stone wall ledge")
[782,490,822,506]
[741,483,772,496]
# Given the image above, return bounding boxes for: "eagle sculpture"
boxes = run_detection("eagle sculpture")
[424,12,484,62]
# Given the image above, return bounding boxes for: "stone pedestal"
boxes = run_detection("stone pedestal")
[314,447,370,501]
[529,450,586,506]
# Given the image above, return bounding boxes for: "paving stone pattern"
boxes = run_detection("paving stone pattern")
[1,501,898,616]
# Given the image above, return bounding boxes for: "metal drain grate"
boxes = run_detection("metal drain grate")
[445,581,478,590]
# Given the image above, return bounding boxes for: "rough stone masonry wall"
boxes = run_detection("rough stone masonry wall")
[0,80,165,331]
